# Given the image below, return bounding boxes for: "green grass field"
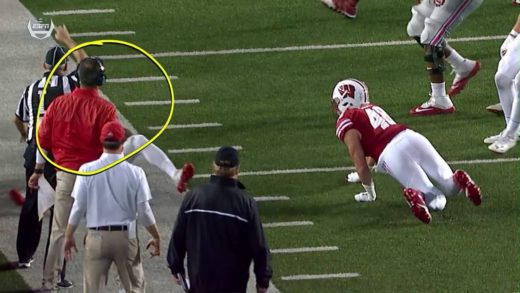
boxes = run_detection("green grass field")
[20,0,520,292]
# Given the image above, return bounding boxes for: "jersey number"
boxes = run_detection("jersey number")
[365,106,396,130]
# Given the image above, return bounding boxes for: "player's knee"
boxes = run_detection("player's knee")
[420,17,443,46]
[495,72,513,90]
[424,45,444,74]
[406,13,425,38]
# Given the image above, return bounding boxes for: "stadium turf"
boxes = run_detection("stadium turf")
[19,0,520,292]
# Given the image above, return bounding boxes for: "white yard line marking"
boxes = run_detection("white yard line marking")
[281,273,361,281]
[168,145,243,154]
[263,221,313,228]
[43,9,115,16]
[193,157,519,178]
[70,31,135,37]
[108,76,178,83]
[271,246,339,254]
[124,99,200,106]
[148,122,222,130]
[254,196,290,202]
[99,35,506,60]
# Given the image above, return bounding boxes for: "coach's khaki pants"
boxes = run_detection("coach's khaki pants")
[42,171,76,289]
[84,230,145,293]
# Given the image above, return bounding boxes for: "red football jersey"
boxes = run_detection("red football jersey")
[336,104,407,161]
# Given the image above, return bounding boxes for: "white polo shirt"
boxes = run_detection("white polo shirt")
[68,153,152,228]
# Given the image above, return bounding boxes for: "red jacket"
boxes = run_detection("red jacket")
[38,88,117,170]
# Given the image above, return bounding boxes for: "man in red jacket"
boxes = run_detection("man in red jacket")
[28,57,117,290]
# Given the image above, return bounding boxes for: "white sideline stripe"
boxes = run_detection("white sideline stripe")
[43,9,115,16]
[148,122,222,130]
[70,31,135,37]
[271,246,338,254]
[98,35,506,59]
[254,196,290,202]
[281,273,361,281]
[193,157,520,178]
[185,209,248,223]
[108,76,178,83]
[168,145,243,154]
[263,221,313,228]
[124,99,200,106]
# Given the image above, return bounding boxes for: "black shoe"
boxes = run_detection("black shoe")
[57,279,73,288]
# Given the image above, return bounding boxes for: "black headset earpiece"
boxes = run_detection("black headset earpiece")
[76,57,106,86]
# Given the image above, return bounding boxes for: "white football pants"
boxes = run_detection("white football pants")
[377,130,460,211]
[496,35,520,136]
[123,134,177,179]
[407,0,482,47]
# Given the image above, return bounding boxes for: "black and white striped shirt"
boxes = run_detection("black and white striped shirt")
[15,72,78,143]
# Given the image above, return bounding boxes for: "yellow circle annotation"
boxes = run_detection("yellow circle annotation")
[35,39,175,176]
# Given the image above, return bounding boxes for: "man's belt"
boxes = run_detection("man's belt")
[89,225,128,231]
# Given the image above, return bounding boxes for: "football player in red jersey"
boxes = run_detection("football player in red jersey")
[332,79,482,223]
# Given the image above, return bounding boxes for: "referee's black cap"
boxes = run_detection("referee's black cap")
[44,45,67,67]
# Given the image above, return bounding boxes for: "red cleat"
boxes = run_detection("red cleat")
[321,0,358,18]
[9,189,25,206]
[453,170,482,206]
[410,101,456,116]
[176,163,194,193]
[448,61,481,97]
[403,188,431,224]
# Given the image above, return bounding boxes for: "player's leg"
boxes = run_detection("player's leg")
[124,134,177,178]
[445,44,480,97]
[486,37,520,148]
[406,130,482,205]
[489,72,520,153]
[411,0,483,115]
[378,131,446,211]
[123,134,194,193]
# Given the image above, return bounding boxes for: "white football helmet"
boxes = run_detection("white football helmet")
[331,78,370,116]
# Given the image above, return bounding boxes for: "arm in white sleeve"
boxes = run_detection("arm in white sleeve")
[137,201,156,227]
[35,148,48,164]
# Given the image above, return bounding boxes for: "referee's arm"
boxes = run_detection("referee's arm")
[54,25,88,64]
[13,89,28,141]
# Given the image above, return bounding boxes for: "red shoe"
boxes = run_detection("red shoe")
[403,188,431,224]
[321,0,357,18]
[9,189,25,206]
[410,97,456,116]
[176,163,194,193]
[453,170,481,206]
[448,61,481,97]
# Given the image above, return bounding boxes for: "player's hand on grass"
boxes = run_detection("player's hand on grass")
[346,171,361,183]
[354,191,376,202]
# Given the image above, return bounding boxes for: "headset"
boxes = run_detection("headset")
[76,57,106,86]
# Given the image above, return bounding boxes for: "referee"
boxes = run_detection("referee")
[12,25,86,286]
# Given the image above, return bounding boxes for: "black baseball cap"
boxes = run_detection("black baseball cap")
[214,146,239,168]
[45,45,67,67]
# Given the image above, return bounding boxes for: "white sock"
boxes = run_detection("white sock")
[445,49,467,72]
[123,134,178,178]
[431,82,447,97]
